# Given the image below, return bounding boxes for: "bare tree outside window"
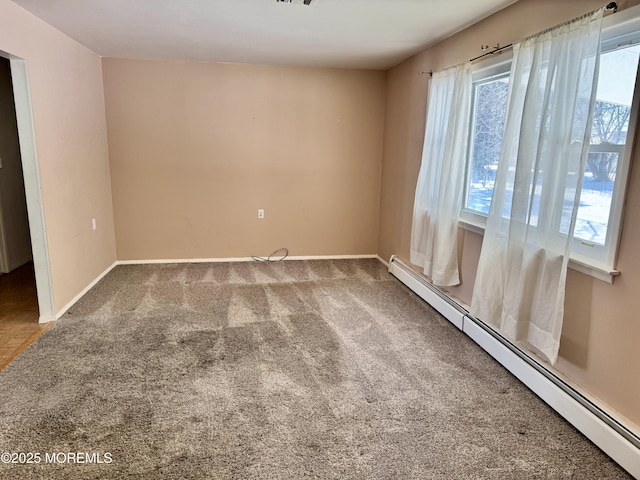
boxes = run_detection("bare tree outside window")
[466,75,509,214]
[588,100,630,183]
[574,44,639,245]
[463,44,639,251]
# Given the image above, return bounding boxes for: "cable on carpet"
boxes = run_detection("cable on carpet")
[251,247,289,262]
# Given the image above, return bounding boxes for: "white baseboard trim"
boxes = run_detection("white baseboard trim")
[117,257,254,265]
[285,254,378,261]
[47,254,380,322]
[50,261,118,322]
[116,254,379,265]
[38,313,55,324]
[387,255,640,479]
[376,255,390,267]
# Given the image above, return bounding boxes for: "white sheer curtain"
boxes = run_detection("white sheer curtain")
[471,9,604,364]
[410,63,472,287]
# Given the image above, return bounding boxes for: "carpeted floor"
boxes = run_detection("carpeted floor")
[0,259,630,479]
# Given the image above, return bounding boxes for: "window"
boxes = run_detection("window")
[460,16,640,280]
[571,41,640,269]
[465,70,509,217]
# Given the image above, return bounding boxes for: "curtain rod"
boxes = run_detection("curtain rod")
[419,1,618,77]
[469,42,513,63]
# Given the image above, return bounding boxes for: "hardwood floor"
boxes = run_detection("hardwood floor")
[0,263,51,371]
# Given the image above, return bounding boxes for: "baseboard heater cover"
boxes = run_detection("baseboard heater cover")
[387,256,465,330]
[387,255,640,479]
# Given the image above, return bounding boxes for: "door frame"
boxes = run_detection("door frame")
[1,52,55,323]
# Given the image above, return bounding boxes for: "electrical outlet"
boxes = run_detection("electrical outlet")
[92,218,97,230]
[258,209,264,219]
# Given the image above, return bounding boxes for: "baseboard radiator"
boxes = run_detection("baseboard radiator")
[388,255,640,479]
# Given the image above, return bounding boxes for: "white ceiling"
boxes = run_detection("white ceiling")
[11,0,518,70]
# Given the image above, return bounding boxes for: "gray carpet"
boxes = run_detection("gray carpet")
[0,259,630,479]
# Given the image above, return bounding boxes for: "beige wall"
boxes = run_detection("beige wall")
[378,0,640,428]
[0,0,116,312]
[103,59,386,260]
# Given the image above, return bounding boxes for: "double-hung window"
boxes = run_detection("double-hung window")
[459,11,640,282]
[462,60,511,226]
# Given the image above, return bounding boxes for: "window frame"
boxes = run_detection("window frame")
[571,21,640,276]
[460,56,512,228]
[457,8,640,283]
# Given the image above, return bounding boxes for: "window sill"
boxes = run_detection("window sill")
[567,254,620,285]
[458,218,620,284]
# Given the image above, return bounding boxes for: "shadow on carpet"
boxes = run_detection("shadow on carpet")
[0,259,630,479]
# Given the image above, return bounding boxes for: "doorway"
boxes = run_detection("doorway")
[0,52,55,368]
[0,56,32,276]
[0,56,41,368]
